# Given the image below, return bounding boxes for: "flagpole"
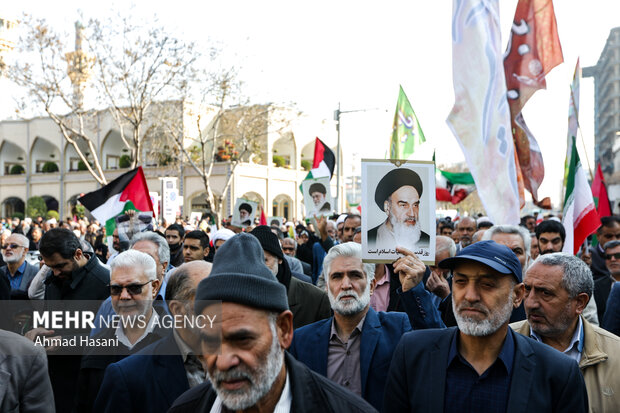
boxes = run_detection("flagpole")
[569,85,594,181]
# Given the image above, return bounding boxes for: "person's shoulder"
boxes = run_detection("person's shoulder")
[168,382,214,412]
[294,316,332,336]
[287,354,376,412]
[399,326,455,345]
[0,329,45,357]
[376,309,409,324]
[590,322,620,346]
[291,276,325,296]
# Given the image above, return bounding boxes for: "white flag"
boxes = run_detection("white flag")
[446,0,520,225]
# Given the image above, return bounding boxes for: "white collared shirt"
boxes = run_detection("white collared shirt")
[530,316,584,364]
[210,371,291,413]
[115,310,159,350]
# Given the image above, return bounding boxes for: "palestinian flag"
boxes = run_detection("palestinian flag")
[300,137,335,191]
[78,167,154,234]
[436,168,475,204]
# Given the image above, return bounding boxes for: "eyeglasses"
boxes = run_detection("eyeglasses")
[1,243,24,250]
[605,253,620,260]
[109,280,155,296]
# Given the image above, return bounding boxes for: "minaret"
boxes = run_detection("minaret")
[66,21,94,109]
[0,17,17,74]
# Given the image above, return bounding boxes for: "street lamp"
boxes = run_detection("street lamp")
[333,103,386,211]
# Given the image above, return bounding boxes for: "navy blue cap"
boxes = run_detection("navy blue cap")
[438,240,522,282]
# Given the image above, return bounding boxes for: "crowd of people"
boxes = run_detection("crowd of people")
[0,208,619,412]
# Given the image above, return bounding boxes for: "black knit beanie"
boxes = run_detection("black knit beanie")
[249,226,284,260]
[194,233,289,314]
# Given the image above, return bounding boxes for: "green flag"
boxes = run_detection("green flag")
[390,85,425,159]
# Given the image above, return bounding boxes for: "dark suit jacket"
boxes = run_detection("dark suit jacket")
[289,307,411,410]
[168,352,376,412]
[93,333,189,413]
[383,327,588,412]
[0,261,39,292]
[367,223,430,248]
[288,276,332,329]
[594,275,613,322]
[602,282,620,336]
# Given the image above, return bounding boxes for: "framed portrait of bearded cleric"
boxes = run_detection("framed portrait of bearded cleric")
[301,177,333,217]
[231,198,258,228]
[361,159,435,264]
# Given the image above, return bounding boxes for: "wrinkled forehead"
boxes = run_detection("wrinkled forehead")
[111,266,148,283]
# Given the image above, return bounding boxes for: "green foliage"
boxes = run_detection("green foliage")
[11,212,24,220]
[9,164,25,175]
[46,210,59,220]
[77,160,92,171]
[26,196,47,218]
[301,160,311,171]
[73,204,86,219]
[272,155,286,167]
[119,155,132,168]
[41,161,59,173]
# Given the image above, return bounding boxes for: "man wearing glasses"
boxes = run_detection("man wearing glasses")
[0,233,38,294]
[76,249,165,412]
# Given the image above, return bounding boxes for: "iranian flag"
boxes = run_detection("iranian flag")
[436,168,475,204]
[78,167,154,234]
[562,62,600,254]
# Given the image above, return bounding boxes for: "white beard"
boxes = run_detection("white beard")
[208,321,284,410]
[327,279,371,316]
[453,290,514,337]
[389,214,421,250]
[1,252,23,264]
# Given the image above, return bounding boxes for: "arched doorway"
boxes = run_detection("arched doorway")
[41,195,59,213]
[2,197,25,218]
[272,194,293,221]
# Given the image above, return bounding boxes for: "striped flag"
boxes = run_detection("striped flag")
[300,138,335,192]
[562,62,600,254]
[503,0,563,204]
[436,169,476,204]
[78,167,154,234]
[447,0,520,225]
[592,163,612,219]
[390,85,426,159]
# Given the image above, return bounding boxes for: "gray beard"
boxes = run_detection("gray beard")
[327,279,371,316]
[453,290,514,337]
[389,215,421,249]
[208,321,284,411]
[1,252,22,264]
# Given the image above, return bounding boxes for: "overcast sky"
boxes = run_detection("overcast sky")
[2,0,619,208]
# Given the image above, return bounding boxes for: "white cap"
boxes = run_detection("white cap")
[211,228,235,244]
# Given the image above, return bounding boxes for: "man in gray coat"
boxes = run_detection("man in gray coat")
[0,329,55,412]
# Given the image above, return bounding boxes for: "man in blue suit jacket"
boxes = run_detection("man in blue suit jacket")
[289,242,444,410]
[383,240,588,412]
[93,260,212,413]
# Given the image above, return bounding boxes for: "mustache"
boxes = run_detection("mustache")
[337,291,360,301]
[211,365,253,387]
[456,301,489,315]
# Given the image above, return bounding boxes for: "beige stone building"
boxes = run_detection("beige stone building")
[0,102,342,222]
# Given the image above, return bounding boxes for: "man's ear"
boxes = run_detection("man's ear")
[574,293,589,314]
[203,247,210,258]
[513,282,525,308]
[369,278,377,296]
[384,200,390,214]
[276,310,294,349]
